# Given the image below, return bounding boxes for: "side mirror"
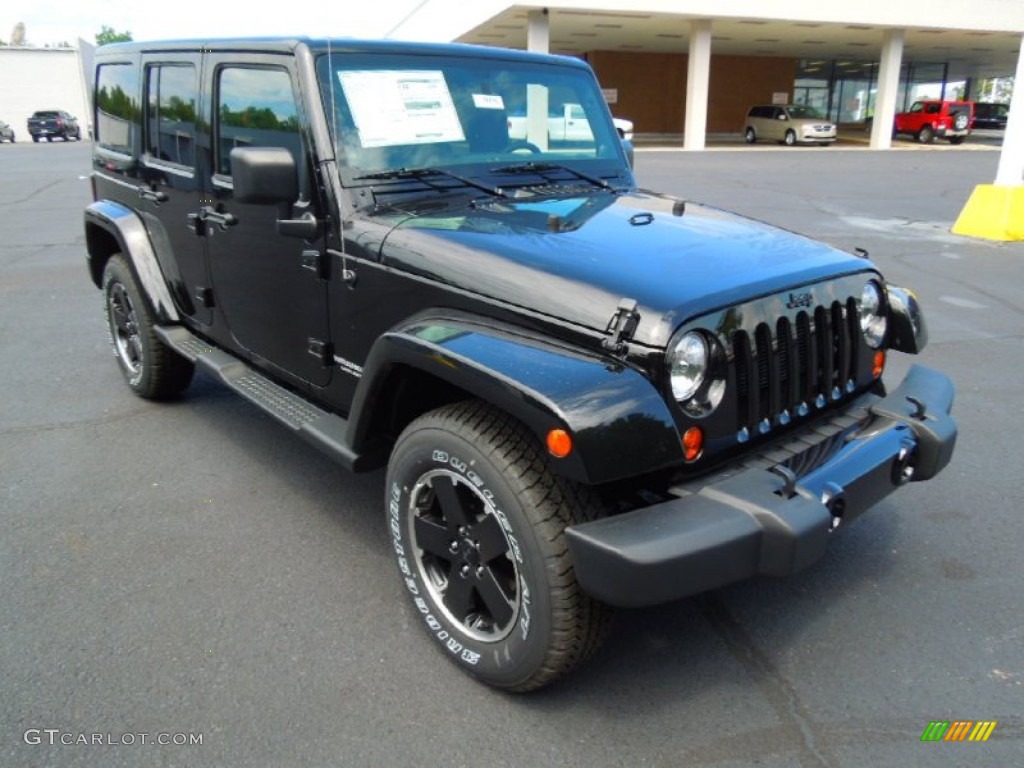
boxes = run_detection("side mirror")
[778,114,788,121]
[231,146,298,205]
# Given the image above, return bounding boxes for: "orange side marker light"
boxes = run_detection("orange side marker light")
[873,349,886,378]
[682,427,704,462]
[546,428,573,458]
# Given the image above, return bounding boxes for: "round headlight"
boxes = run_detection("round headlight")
[859,281,887,348]
[669,331,708,401]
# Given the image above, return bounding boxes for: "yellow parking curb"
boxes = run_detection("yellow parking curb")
[952,184,1024,242]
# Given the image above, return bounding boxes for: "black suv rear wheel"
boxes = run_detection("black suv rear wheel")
[102,254,194,399]
[385,401,609,691]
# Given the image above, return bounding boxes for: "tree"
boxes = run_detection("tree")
[977,77,1014,103]
[96,26,132,46]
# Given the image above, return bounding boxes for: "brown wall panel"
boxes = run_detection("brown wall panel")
[586,51,798,135]
[586,51,686,134]
[709,55,799,132]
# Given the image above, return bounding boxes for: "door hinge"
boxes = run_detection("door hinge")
[602,298,639,357]
[301,250,326,279]
[195,287,215,307]
[308,338,334,366]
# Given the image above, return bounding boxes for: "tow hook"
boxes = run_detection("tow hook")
[893,441,917,485]
[822,482,845,530]
[906,395,928,420]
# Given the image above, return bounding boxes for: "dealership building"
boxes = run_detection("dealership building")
[386,0,1024,237]
[2,0,1021,236]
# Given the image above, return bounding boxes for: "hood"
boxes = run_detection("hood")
[378,190,872,348]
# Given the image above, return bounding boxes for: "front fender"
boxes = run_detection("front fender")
[84,200,180,323]
[349,317,683,485]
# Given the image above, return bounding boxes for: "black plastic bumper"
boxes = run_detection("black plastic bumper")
[565,364,957,607]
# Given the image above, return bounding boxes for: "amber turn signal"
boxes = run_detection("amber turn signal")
[682,426,704,462]
[873,349,886,378]
[546,428,573,458]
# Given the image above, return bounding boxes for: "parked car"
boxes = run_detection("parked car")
[972,102,1009,129]
[86,37,956,692]
[744,104,836,146]
[507,103,633,143]
[27,110,82,142]
[0,120,15,142]
[893,100,973,144]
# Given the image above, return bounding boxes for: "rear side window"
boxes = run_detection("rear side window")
[216,66,301,176]
[95,62,139,154]
[146,64,198,167]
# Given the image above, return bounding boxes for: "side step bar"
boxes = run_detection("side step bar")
[155,325,383,472]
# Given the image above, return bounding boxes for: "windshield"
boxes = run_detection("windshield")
[315,50,627,187]
[786,105,825,120]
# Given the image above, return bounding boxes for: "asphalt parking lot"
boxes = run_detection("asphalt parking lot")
[2,140,1022,767]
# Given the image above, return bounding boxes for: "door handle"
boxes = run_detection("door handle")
[198,205,237,229]
[138,187,168,203]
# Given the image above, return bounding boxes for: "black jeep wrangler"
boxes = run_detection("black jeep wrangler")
[85,38,957,691]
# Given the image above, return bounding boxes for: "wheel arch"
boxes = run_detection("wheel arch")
[85,200,179,323]
[348,316,684,485]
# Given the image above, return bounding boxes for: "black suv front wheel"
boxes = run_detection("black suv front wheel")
[102,254,194,399]
[385,401,609,691]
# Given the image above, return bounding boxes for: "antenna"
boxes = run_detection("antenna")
[326,37,350,278]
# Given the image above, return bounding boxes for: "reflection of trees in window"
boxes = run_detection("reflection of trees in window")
[217,68,302,175]
[163,95,197,124]
[219,104,299,132]
[97,85,140,121]
[148,66,197,167]
[96,64,140,153]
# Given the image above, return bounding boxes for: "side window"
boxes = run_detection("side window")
[145,64,198,167]
[95,62,139,154]
[216,66,301,177]
[925,103,941,115]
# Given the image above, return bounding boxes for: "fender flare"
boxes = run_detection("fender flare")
[349,316,683,485]
[886,284,927,354]
[84,200,180,323]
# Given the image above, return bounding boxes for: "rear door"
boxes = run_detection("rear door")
[139,54,212,325]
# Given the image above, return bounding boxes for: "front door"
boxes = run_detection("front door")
[202,56,331,387]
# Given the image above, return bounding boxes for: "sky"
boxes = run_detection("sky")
[1,0,436,47]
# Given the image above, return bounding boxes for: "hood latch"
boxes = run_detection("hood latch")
[602,298,640,357]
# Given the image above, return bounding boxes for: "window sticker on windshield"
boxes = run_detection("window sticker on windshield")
[472,94,505,110]
[338,70,465,148]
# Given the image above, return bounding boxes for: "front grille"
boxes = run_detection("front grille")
[732,298,860,437]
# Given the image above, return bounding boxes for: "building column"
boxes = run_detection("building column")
[953,36,1024,240]
[527,9,549,53]
[994,43,1024,188]
[870,28,904,150]
[684,19,712,151]
[526,10,551,150]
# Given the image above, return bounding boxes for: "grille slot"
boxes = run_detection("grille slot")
[731,300,860,435]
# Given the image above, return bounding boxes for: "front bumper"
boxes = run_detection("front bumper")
[565,364,956,607]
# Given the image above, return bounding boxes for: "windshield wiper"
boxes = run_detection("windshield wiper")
[489,162,613,191]
[356,167,508,198]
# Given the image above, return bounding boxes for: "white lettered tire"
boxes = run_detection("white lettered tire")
[386,401,609,691]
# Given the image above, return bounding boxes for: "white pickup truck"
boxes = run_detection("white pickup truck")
[508,103,633,143]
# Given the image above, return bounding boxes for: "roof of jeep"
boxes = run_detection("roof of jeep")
[94,37,590,70]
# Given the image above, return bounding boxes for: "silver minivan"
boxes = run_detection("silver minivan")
[744,104,836,146]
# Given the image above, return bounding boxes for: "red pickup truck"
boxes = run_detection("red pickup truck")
[893,100,973,144]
